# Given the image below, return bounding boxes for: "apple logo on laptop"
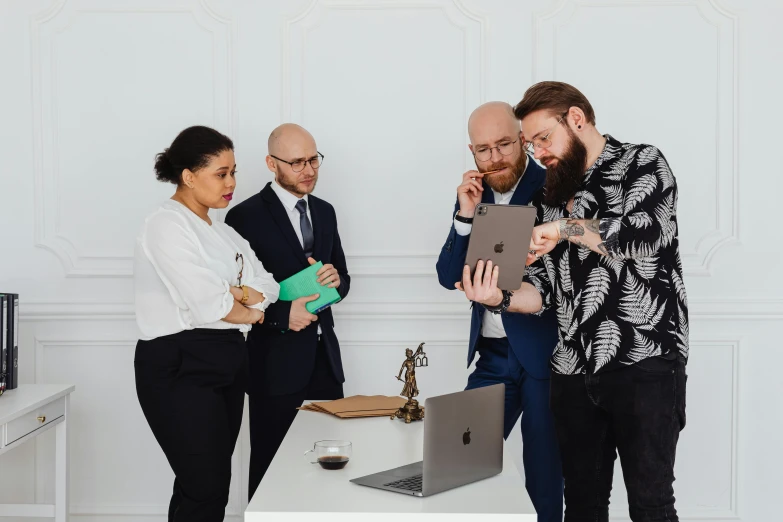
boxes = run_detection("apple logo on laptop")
[494,241,504,254]
[463,428,471,445]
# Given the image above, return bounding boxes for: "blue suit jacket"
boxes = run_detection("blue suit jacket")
[435,158,559,380]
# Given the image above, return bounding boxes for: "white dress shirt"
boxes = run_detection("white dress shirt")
[271,181,312,249]
[270,181,323,334]
[454,177,523,339]
[134,199,280,340]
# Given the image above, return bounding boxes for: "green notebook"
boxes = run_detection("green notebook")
[278,261,342,314]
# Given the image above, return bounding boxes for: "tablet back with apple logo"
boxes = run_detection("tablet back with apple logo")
[421,384,504,496]
[464,204,537,291]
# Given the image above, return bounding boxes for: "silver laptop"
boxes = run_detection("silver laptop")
[350,384,504,497]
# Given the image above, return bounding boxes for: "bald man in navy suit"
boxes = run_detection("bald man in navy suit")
[225,124,350,501]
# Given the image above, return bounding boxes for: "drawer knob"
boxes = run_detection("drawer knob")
[37,416,46,423]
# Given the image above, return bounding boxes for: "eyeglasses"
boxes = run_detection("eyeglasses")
[473,140,518,162]
[523,115,566,153]
[270,152,324,173]
[235,253,244,286]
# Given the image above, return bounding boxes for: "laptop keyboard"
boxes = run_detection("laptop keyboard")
[384,473,423,492]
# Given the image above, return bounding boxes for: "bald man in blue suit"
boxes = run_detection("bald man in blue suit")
[436,102,563,522]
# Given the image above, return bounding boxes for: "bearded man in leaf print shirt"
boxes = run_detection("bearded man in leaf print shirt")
[459,81,689,522]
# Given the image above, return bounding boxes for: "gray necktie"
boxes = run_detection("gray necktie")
[295,199,314,258]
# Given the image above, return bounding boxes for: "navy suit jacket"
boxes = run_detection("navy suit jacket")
[225,182,350,396]
[435,158,558,380]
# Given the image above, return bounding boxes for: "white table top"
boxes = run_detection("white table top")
[0,384,75,425]
[246,403,536,521]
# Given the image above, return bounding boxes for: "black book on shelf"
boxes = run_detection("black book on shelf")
[0,294,6,395]
[2,294,19,390]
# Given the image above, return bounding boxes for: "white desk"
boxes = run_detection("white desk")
[246,404,536,521]
[0,384,74,521]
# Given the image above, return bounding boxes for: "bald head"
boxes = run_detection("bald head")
[466,101,527,193]
[467,102,519,145]
[266,123,320,197]
[267,123,316,157]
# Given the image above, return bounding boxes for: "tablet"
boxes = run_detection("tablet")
[464,203,537,291]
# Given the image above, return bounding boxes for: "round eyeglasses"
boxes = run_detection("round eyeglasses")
[270,152,324,173]
[473,140,518,162]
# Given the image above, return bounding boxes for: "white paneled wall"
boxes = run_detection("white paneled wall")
[1,1,781,521]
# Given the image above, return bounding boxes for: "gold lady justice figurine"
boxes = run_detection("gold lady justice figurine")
[392,343,428,423]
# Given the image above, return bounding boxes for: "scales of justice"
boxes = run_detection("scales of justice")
[392,342,428,423]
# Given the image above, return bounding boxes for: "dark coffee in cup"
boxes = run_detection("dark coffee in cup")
[317,455,349,470]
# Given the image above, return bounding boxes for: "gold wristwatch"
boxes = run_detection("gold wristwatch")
[240,285,249,304]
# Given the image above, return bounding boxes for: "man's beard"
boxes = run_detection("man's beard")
[478,151,527,194]
[542,127,588,206]
[277,172,317,197]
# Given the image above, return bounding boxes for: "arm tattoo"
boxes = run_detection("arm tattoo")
[558,219,606,252]
[573,238,590,250]
[585,219,600,234]
[560,219,585,238]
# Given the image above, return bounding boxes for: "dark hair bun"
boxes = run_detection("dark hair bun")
[154,150,179,185]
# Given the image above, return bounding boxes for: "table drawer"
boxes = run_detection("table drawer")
[5,397,65,445]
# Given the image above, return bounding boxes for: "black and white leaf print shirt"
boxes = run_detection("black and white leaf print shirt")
[525,135,690,376]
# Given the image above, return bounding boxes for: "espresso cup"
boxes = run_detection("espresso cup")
[304,440,352,470]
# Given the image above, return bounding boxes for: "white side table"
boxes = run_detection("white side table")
[0,384,75,521]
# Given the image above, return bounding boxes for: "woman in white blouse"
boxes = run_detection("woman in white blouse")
[133,126,279,522]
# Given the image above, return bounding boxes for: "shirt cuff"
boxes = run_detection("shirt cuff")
[454,218,472,236]
[598,217,623,258]
[244,287,271,311]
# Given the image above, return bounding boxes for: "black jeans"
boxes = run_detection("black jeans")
[135,328,247,522]
[550,356,687,522]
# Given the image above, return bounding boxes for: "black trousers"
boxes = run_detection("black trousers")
[134,328,247,522]
[248,338,344,501]
[550,356,687,522]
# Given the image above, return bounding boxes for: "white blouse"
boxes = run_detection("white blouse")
[134,199,280,340]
